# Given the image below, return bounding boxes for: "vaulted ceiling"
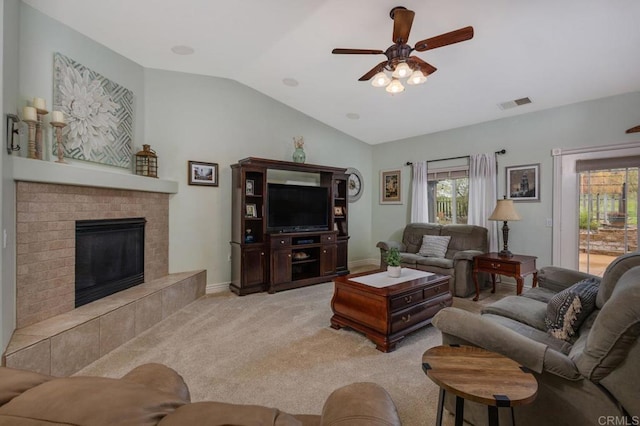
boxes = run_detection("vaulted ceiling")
[23,0,640,144]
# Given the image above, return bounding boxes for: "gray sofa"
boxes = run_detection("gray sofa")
[432,252,640,426]
[376,223,489,297]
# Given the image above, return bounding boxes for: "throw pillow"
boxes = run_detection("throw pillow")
[418,235,451,258]
[545,277,600,341]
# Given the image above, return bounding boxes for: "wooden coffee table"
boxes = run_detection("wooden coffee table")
[330,268,451,352]
[422,345,538,426]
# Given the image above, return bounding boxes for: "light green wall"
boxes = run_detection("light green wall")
[371,92,640,269]
[1,0,19,356]
[143,69,372,286]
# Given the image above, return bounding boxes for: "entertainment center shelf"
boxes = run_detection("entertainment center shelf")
[230,157,349,296]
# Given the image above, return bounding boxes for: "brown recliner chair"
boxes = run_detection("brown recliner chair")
[0,363,401,425]
[432,252,640,426]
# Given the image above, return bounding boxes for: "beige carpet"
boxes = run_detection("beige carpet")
[77,272,512,425]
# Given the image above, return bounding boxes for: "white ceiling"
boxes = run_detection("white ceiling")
[23,0,640,145]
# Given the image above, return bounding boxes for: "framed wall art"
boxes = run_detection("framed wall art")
[380,169,402,204]
[188,161,219,186]
[506,164,540,201]
[53,52,133,168]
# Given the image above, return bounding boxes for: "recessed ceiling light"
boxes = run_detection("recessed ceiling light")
[171,45,195,55]
[346,113,360,120]
[282,78,299,87]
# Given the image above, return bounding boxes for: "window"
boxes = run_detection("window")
[427,166,469,224]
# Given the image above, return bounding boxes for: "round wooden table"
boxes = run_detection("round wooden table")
[422,345,538,426]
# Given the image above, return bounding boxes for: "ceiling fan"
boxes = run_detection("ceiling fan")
[332,6,474,92]
[626,125,640,134]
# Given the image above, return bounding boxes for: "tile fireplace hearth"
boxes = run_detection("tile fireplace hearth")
[16,182,169,328]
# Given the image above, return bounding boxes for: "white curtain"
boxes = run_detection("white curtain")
[411,161,429,223]
[468,153,499,251]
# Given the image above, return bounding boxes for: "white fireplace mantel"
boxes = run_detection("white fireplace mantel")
[10,157,178,193]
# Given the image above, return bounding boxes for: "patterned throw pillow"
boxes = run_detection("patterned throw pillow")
[418,235,451,258]
[545,277,600,341]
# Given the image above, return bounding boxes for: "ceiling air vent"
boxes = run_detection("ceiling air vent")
[498,97,532,110]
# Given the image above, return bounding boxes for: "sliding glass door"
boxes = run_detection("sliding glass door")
[578,165,639,276]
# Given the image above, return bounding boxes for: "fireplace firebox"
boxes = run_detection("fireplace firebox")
[75,218,146,307]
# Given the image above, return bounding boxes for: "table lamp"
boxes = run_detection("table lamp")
[488,197,521,257]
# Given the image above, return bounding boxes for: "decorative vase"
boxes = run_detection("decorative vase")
[292,147,306,163]
[387,265,401,278]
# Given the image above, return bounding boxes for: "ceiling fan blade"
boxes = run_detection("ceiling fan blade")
[408,56,437,75]
[414,26,474,52]
[626,125,640,134]
[358,61,388,81]
[392,9,415,44]
[332,48,385,55]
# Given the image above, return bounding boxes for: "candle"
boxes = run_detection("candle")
[22,106,37,121]
[33,97,46,110]
[51,110,65,123]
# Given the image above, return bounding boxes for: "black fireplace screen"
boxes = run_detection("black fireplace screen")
[75,218,145,307]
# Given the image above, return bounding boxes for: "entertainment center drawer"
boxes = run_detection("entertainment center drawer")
[272,236,291,247]
[390,293,452,334]
[389,289,424,311]
[321,234,336,244]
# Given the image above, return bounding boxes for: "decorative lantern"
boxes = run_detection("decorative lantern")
[135,144,158,178]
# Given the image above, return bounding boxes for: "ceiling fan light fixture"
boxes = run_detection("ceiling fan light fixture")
[385,78,405,94]
[371,72,391,88]
[391,62,412,79]
[406,70,427,85]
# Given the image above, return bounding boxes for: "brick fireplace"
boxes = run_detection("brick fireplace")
[16,182,169,328]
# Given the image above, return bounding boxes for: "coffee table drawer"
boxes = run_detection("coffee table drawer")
[423,281,449,300]
[390,289,424,311]
[391,294,451,334]
[477,259,517,274]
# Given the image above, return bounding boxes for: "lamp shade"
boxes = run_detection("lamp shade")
[371,72,391,88]
[385,78,405,93]
[392,62,412,79]
[406,70,427,85]
[488,199,521,221]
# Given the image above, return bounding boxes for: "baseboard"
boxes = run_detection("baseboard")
[207,282,231,294]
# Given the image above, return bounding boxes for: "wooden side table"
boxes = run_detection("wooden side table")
[472,253,537,301]
[422,345,537,426]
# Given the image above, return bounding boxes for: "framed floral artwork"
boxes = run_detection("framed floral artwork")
[380,169,402,204]
[53,52,134,168]
[506,164,540,201]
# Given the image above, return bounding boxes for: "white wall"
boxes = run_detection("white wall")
[144,69,372,287]
[371,92,640,269]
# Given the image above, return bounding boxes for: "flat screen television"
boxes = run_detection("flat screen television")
[267,183,329,233]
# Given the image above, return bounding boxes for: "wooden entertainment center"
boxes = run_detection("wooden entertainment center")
[229,157,350,295]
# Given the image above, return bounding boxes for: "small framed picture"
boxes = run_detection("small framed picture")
[506,164,540,202]
[245,203,257,217]
[246,179,255,196]
[334,206,343,216]
[380,169,402,204]
[188,161,218,186]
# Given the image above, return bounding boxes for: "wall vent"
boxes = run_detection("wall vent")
[498,97,532,110]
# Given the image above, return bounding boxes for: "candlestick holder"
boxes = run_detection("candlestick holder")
[50,121,68,164]
[35,108,49,160]
[24,118,37,159]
